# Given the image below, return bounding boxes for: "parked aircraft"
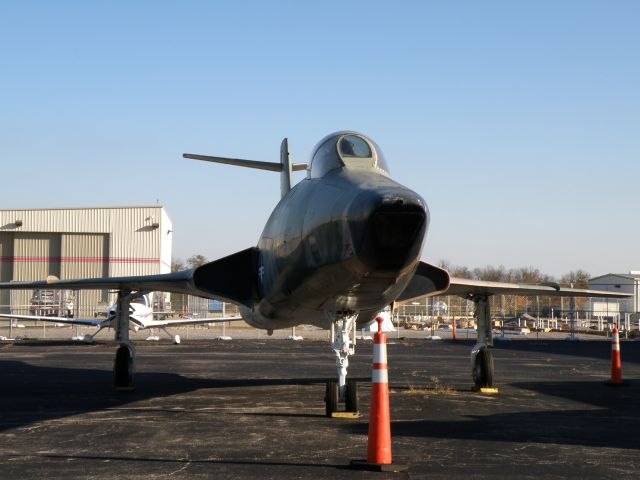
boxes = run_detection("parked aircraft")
[0,131,628,415]
[0,293,241,344]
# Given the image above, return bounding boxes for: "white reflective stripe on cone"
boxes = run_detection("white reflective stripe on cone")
[373,344,387,364]
[372,369,388,384]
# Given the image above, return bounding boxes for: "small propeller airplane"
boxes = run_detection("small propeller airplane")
[0,292,241,344]
[0,131,629,416]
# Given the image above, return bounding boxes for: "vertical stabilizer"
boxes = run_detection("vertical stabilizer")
[280,138,292,199]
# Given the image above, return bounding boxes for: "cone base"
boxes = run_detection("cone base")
[604,381,628,387]
[350,459,409,472]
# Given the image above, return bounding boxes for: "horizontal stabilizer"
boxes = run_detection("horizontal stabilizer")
[184,153,306,172]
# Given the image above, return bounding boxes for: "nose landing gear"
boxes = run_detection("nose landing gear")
[325,311,360,417]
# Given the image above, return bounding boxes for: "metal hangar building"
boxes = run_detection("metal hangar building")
[0,206,172,315]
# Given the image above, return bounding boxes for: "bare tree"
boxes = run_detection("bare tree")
[171,259,185,272]
[186,254,207,269]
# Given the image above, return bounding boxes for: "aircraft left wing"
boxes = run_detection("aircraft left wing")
[397,261,631,303]
[445,277,631,299]
[0,313,102,327]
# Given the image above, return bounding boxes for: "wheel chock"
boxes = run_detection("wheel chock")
[479,387,499,395]
[330,411,361,419]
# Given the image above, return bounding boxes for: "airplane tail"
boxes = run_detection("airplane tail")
[183,139,307,198]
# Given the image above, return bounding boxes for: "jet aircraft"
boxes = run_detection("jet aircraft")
[0,131,628,415]
[0,293,241,344]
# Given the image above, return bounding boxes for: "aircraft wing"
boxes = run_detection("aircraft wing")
[397,261,631,303]
[445,277,632,299]
[0,247,259,308]
[0,314,102,327]
[147,316,244,328]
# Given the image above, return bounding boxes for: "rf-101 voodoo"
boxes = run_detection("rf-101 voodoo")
[0,131,627,415]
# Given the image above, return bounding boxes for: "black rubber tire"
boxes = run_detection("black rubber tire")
[114,345,133,389]
[345,379,359,413]
[325,381,339,417]
[472,347,494,389]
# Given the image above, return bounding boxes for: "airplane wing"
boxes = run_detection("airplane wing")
[397,261,631,303]
[147,316,244,328]
[0,313,102,327]
[0,247,260,308]
[445,277,631,299]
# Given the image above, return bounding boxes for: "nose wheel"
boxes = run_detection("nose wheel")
[325,379,359,417]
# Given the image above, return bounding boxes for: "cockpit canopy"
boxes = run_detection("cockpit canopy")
[308,132,390,178]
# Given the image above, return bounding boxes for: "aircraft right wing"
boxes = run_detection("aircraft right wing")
[0,247,260,308]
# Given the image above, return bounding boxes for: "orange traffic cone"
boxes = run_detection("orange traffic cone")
[610,327,623,385]
[367,316,392,465]
[351,317,407,472]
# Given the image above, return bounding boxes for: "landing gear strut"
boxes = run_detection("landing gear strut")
[325,311,359,416]
[469,294,495,390]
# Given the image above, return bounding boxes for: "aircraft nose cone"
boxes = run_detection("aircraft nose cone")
[349,189,428,271]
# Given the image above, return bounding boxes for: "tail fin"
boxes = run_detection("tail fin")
[184,138,307,198]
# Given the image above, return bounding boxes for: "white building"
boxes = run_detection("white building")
[588,272,640,315]
[0,206,172,315]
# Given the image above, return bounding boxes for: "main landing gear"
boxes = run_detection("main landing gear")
[325,311,359,417]
[113,290,137,391]
[469,294,495,391]
[114,341,135,390]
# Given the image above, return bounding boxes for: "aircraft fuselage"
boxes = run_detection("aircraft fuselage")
[242,167,429,330]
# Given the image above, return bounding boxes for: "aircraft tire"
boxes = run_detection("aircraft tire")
[472,347,494,389]
[345,379,358,413]
[325,381,338,417]
[114,345,134,390]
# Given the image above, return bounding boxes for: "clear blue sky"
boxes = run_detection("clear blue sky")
[1,1,638,277]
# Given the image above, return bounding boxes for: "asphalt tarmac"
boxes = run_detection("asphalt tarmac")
[0,335,638,479]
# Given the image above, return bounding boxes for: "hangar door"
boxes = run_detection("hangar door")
[8,233,109,317]
[61,233,109,316]
[12,233,62,315]
[0,233,13,313]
